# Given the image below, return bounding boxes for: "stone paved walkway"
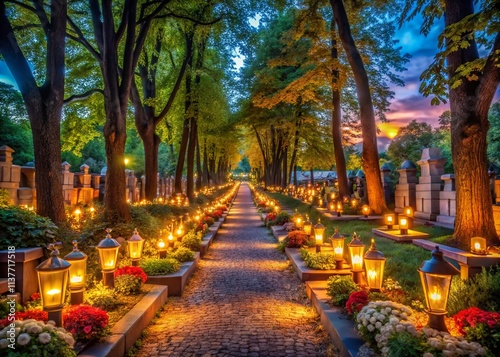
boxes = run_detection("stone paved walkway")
[136,183,337,357]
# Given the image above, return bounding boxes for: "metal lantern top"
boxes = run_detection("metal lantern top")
[331,227,344,239]
[364,239,385,261]
[128,228,144,243]
[347,232,365,248]
[37,244,71,272]
[418,246,460,276]
[97,228,121,250]
[64,240,87,261]
[313,219,325,233]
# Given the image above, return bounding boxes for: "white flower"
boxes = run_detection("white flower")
[370,316,377,324]
[389,317,399,324]
[375,321,382,329]
[47,320,56,326]
[64,334,75,347]
[385,307,392,314]
[17,333,31,346]
[0,339,9,349]
[38,332,51,344]
[400,312,408,319]
[43,324,55,331]
[27,324,43,335]
[367,324,375,332]
[357,324,362,330]
[395,324,405,333]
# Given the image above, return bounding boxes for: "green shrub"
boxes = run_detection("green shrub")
[0,206,58,249]
[448,266,500,315]
[114,274,143,295]
[140,258,181,275]
[300,248,336,270]
[181,231,202,251]
[326,275,360,306]
[169,246,195,262]
[386,331,425,357]
[85,283,121,311]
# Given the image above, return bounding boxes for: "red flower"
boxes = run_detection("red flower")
[454,307,500,335]
[346,291,369,315]
[0,309,48,327]
[30,292,41,301]
[114,266,147,283]
[63,305,109,341]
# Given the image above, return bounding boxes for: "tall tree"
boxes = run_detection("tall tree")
[402,0,500,246]
[131,25,192,201]
[69,0,172,221]
[330,0,387,214]
[0,0,67,223]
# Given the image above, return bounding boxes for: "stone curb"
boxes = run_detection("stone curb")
[270,225,288,242]
[306,281,364,357]
[146,252,200,296]
[79,284,168,357]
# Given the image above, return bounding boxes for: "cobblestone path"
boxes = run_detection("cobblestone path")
[136,183,337,357]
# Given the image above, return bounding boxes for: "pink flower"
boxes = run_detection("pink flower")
[83,325,92,334]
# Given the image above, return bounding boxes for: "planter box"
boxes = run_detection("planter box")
[372,227,429,242]
[270,225,288,242]
[200,231,216,257]
[306,281,364,357]
[0,247,44,303]
[285,247,351,282]
[79,285,168,357]
[146,252,200,296]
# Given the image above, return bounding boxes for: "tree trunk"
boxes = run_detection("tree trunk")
[282,145,288,188]
[186,117,196,201]
[444,0,499,246]
[0,0,67,224]
[330,17,348,197]
[202,138,209,187]
[195,134,202,190]
[331,0,387,214]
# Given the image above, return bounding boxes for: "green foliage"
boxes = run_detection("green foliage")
[386,120,452,173]
[386,331,426,357]
[300,248,336,270]
[0,206,58,249]
[114,274,143,295]
[84,283,122,311]
[0,298,23,319]
[326,275,359,307]
[448,266,500,315]
[488,102,500,167]
[180,231,202,251]
[168,246,195,262]
[140,258,181,276]
[268,211,291,226]
[0,115,33,166]
[0,189,11,207]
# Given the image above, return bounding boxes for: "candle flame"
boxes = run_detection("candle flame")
[368,269,377,280]
[474,242,481,250]
[47,289,61,295]
[430,286,441,301]
[70,276,83,284]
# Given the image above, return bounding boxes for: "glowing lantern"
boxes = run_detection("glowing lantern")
[364,239,385,291]
[158,239,167,258]
[361,205,370,218]
[128,228,144,266]
[303,215,313,236]
[350,198,358,208]
[418,246,459,332]
[470,237,487,255]
[313,220,325,253]
[96,228,121,288]
[330,227,345,269]
[74,208,81,222]
[330,192,337,201]
[348,232,366,284]
[36,244,70,326]
[64,240,87,305]
[403,206,414,217]
[384,213,395,229]
[399,216,409,235]
[293,210,304,230]
[336,201,343,217]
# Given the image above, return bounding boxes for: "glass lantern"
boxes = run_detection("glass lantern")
[418,246,460,332]
[348,232,366,284]
[37,244,70,326]
[96,228,121,288]
[384,213,395,229]
[128,228,144,266]
[330,227,345,269]
[470,237,487,255]
[64,241,87,305]
[399,216,409,235]
[313,220,325,253]
[364,239,386,291]
[303,215,312,236]
[361,204,370,218]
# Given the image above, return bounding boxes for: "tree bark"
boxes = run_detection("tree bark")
[330,16,348,197]
[0,0,67,223]
[330,0,387,214]
[444,0,499,246]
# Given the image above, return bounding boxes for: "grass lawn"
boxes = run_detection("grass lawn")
[268,193,455,301]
